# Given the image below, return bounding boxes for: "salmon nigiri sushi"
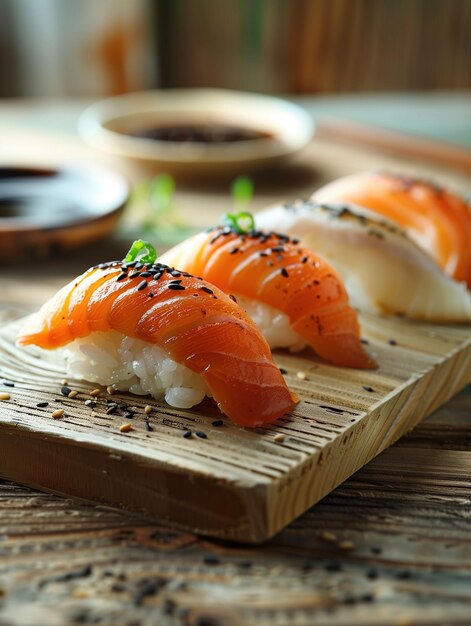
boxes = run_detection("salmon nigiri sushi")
[17,241,296,427]
[314,171,471,289]
[160,213,376,369]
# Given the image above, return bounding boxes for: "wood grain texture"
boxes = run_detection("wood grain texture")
[1,115,471,623]
[0,391,470,625]
[1,310,469,543]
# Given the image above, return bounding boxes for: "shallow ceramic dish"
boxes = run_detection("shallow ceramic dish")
[0,165,128,261]
[78,89,314,177]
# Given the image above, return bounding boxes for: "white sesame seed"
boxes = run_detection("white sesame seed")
[321,531,338,543]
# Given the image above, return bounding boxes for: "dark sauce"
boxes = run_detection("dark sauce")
[130,124,273,144]
[0,167,106,228]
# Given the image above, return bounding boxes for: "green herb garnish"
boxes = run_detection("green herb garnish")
[220,211,255,234]
[123,240,157,264]
[231,176,253,209]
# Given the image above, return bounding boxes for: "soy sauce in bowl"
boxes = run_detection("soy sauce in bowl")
[0,165,128,261]
[129,124,273,144]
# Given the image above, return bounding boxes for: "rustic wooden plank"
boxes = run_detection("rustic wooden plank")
[0,388,470,625]
[0,306,469,544]
[1,116,471,622]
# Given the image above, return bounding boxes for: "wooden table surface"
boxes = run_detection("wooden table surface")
[1,95,471,625]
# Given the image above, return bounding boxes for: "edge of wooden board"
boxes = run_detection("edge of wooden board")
[265,339,471,538]
[0,318,470,543]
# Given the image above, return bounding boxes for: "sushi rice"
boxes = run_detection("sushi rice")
[236,295,307,353]
[60,331,212,409]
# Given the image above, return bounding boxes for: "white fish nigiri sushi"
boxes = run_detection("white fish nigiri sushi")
[256,201,471,322]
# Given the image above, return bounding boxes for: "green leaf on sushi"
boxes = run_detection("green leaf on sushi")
[124,240,157,264]
[221,211,255,235]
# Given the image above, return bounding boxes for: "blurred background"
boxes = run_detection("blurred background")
[1,0,470,263]
[1,0,470,98]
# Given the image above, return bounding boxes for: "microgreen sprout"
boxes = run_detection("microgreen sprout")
[123,240,157,264]
[220,211,255,234]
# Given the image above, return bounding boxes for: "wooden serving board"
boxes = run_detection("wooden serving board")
[0,314,469,543]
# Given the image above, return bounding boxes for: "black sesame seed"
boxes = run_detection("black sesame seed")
[148,292,154,298]
[195,430,207,439]
[319,405,344,414]
[145,419,152,432]
[395,569,411,580]
[229,247,239,254]
[129,272,141,279]
[153,272,163,281]
[211,419,223,427]
[259,251,268,257]
[272,246,285,253]
[106,405,118,415]
[183,430,192,439]
[388,338,397,346]
[125,261,137,268]
[168,284,185,291]
[360,338,369,345]
[371,546,382,555]
[200,286,213,295]
[362,385,375,393]
[343,594,356,605]
[36,402,48,408]
[281,268,289,278]
[61,386,71,396]
[2,381,14,387]
[366,568,378,580]
[229,294,237,302]
[324,560,342,572]
[292,238,300,244]
[137,280,148,291]
[279,368,288,375]
[169,279,182,285]
[116,272,128,282]
[139,271,152,278]
[301,256,308,263]
[170,271,181,277]
[203,554,220,565]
